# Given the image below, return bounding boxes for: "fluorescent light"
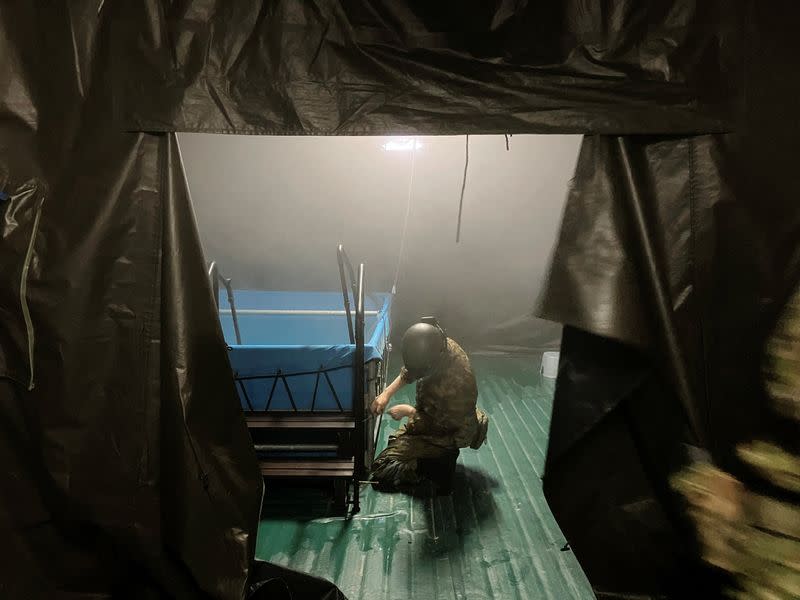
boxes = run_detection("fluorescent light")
[382,137,422,152]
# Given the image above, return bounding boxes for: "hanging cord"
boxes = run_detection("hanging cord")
[504,134,512,151]
[391,137,417,294]
[456,134,470,243]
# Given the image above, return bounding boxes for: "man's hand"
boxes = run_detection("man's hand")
[388,404,416,421]
[370,374,409,415]
[371,392,390,415]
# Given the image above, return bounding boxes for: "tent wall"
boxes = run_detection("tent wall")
[542,327,718,598]
[538,2,800,596]
[538,134,766,466]
[112,1,739,135]
[536,135,751,597]
[1,1,797,598]
[0,5,262,597]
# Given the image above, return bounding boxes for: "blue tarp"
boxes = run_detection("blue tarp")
[219,291,391,411]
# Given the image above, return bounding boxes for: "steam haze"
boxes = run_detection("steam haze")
[178,134,581,350]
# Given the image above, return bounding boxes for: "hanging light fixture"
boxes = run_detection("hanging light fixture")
[381,137,423,152]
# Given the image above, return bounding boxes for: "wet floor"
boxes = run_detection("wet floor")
[256,354,594,600]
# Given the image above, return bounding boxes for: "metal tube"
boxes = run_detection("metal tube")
[343,250,358,300]
[254,444,339,452]
[222,277,242,344]
[337,244,355,343]
[209,261,241,344]
[218,309,379,316]
[353,263,366,512]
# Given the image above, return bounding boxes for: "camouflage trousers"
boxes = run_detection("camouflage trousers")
[371,410,488,492]
[370,425,459,492]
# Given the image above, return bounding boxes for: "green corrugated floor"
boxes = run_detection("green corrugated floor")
[256,354,595,600]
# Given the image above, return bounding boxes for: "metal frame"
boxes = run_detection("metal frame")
[208,261,242,344]
[219,309,379,316]
[353,263,366,496]
[337,245,356,344]
[212,246,385,514]
[235,364,349,413]
[334,248,368,510]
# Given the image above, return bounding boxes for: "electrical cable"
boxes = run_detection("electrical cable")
[456,134,470,243]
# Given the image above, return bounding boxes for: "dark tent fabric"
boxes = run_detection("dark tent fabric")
[0,5,264,598]
[536,3,800,597]
[247,562,346,600]
[542,327,731,599]
[536,134,745,598]
[538,133,767,465]
[1,1,797,599]
[111,1,740,136]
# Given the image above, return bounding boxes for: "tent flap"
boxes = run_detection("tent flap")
[0,5,264,596]
[112,0,740,135]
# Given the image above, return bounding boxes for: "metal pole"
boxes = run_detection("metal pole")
[337,245,355,344]
[218,309,379,316]
[344,253,358,301]
[353,263,366,512]
[222,277,242,345]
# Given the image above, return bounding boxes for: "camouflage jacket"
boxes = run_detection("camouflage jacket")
[672,285,800,599]
[400,338,479,447]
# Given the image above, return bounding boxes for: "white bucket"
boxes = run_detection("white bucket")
[540,351,560,379]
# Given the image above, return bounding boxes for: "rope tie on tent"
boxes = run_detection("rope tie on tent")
[391,136,417,295]
[456,134,470,243]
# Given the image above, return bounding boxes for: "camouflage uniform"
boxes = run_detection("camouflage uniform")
[672,286,800,599]
[371,338,489,491]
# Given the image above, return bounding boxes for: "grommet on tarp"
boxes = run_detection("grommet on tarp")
[0,189,9,202]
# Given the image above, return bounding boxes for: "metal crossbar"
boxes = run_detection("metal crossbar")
[236,363,351,413]
[208,261,242,344]
[212,247,378,514]
[235,363,351,382]
[237,379,256,412]
[338,245,356,344]
[219,309,379,316]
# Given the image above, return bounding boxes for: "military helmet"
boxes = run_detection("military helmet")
[401,317,447,379]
